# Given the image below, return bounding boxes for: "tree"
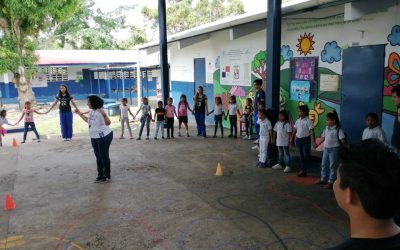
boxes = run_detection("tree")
[142,0,245,36]
[251,51,267,85]
[0,0,81,108]
[39,0,143,50]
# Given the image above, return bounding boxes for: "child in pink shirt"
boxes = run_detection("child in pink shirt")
[17,101,46,143]
[165,97,178,139]
[177,94,192,137]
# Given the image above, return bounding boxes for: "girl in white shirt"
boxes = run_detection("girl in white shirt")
[119,98,134,139]
[226,95,241,138]
[315,112,346,189]
[208,97,225,138]
[134,97,152,140]
[75,95,113,183]
[291,105,315,177]
[272,110,292,173]
[0,110,17,147]
[362,112,387,144]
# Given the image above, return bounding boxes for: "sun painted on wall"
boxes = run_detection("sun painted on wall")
[296,33,315,56]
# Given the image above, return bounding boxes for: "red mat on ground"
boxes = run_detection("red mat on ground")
[287,175,319,186]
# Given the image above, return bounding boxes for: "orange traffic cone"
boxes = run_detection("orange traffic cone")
[12,138,17,147]
[4,193,16,211]
[216,163,223,176]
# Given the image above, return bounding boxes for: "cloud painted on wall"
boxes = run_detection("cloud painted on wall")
[321,41,342,64]
[388,25,400,46]
[280,45,293,61]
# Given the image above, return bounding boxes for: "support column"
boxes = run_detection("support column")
[121,70,125,98]
[266,0,282,111]
[136,49,142,107]
[158,0,170,105]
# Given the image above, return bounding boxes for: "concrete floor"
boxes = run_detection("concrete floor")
[0,125,348,250]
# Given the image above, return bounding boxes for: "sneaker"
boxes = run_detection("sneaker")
[247,135,252,140]
[233,135,237,139]
[130,137,134,139]
[228,134,233,138]
[146,137,149,140]
[197,133,201,136]
[178,132,182,137]
[66,138,71,141]
[272,164,283,170]
[187,133,190,137]
[21,141,26,144]
[37,140,41,143]
[297,171,307,177]
[213,135,217,138]
[162,136,165,139]
[242,135,248,139]
[255,161,261,167]
[252,145,259,150]
[136,137,141,141]
[154,137,158,140]
[283,166,291,173]
[171,136,175,139]
[258,162,267,168]
[94,176,105,183]
[322,183,333,189]
[63,138,67,141]
[315,180,328,185]
[253,139,259,144]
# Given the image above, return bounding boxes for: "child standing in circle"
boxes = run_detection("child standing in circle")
[208,96,225,138]
[134,97,152,140]
[272,110,292,173]
[362,112,387,143]
[257,109,273,168]
[154,101,166,140]
[17,101,46,143]
[227,95,241,138]
[291,105,315,177]
[241,98,253,140]
[165,97,178,139]
[315,112,346,189]
[119,98,134,139]
[0,110,17,147]
[178,95,192,137]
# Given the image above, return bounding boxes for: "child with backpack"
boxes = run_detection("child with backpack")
[315,112,346,189]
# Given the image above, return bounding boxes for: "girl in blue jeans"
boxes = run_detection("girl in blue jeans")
[315,112,346,189]
[291,105,315,177]
[193,86,208,137]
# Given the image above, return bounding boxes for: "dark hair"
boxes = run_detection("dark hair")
[326,112,340,126]
[179,94,187,105]
[25,101,31,106]
[167,97,173,102]
[0,110,6,118]
[158,100,163,105]
[298,105,309,116]
[230,95,236,104]
[366,112,379,123]
[392,85,400,96]
[195,86,204,101]
[58,84,71,98]
[278,110,289,123]
[87,95,104,110]
[246,98,252,104]
[121,98,128,102]
[215,96,222,105]
[338,139,400,219]
[258,109,266,116]
[253,79,263,86]
[258,101,265,107]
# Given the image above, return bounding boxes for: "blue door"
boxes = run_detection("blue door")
[341,45,386,143]
[194,58,206,95]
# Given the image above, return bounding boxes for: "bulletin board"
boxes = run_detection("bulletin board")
[290,57,318,100]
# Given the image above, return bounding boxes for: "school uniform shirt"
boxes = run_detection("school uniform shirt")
[23,108,35,123]
[140,104,151,116]
[56,94,73,112]
[165,105,176,118]
[88,110,112,139]
[228,104,238,116]
[258,118,272,138]
[120,105,130,118]
[362,126,387,143]
[155,108,166,121]
[294,117,314,138]
[0,117,11,127]
[322,126,345,148]
[178,102,189,117]
[274,121,292,147]
[214,104,223,116]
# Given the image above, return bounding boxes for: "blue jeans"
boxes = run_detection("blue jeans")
[155,120,164,138]
[139,115,150,137]
[321,147,339,183]
[91,131,113,178]
[253,111,259,139]
[60,111,73,139]
[295,137,311,172]
[278,146,290,167]
[195,112,206,136]
[214,115,223,136]
[23,122,40,141]
[229,115,237,136]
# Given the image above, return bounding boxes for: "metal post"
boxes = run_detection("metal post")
[136,49,142,107]
[89,70,93,94]
[121,69,125,98]
[266,0,282,111]
[97,71,100,94]
[106,65,111,98]
[158,0,170,105]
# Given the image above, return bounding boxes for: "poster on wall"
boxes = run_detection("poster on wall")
[290,80,311,102]
[291,57,318,81]
[32,73,48,88]
[206,59,215,83]
[320,74,339,92]
[220,48,252,86]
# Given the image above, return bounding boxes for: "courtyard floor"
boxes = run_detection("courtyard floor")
[0,118,348,250]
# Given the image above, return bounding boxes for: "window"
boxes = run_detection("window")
[38,67,68,82]
[109,70,137,79]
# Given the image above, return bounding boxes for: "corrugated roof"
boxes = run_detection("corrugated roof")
[35,50,137,66]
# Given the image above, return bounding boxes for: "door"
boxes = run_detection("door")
[194,58,206,95]
[341,44,386,144]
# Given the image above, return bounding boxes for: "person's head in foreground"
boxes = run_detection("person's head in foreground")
[330,139,400,250]
[87,95,104,110]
